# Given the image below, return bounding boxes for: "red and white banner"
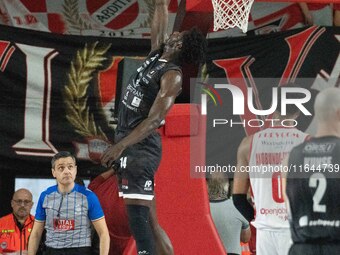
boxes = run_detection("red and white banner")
[0,0,333,38]
[0,23,148,176]
[0,0,180,37]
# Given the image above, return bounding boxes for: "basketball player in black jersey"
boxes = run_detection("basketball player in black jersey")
[100,0,207,254]
[283,87,340,255]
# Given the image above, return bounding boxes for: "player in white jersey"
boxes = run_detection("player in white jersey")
[233,85,309,255]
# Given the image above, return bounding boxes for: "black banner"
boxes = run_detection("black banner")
[203,26,340,169]
[0,24,149,176]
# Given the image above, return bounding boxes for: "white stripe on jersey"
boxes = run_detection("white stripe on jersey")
[123,193,154,200]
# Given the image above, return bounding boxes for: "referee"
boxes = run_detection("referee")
[28,151,110,255]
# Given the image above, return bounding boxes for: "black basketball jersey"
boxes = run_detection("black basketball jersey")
[117,50,181,131]
[286,136,340,243]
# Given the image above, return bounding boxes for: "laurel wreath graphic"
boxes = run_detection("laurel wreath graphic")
[64,42,111,140]
[62,0,92,32]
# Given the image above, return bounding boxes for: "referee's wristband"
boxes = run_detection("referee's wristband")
[233,194,254,222]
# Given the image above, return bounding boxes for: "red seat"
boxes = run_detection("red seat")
[123,104,226,255]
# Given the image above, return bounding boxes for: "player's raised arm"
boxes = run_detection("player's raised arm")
[151,0,169,52]
[233,136,251,194]
[281,154,290,204]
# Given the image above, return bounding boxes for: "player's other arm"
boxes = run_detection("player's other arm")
[233,136,254,222]
[241,226,251,243]
[281,154,290,205]
[233,136,251,194]
[27,221,45,255]
[92,218,110,255]
[151,0,169,52]
[101,70,182,167]
[239,212,251,243]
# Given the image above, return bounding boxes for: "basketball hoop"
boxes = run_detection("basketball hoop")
[211,0,254,33]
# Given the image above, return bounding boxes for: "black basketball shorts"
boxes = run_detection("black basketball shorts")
[114,130,162,200]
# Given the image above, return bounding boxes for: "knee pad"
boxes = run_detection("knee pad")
[126,204,154,254]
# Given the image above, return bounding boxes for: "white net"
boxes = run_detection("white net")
[212,0,254,33]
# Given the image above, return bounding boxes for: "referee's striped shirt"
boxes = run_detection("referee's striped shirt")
[35,184,104,248]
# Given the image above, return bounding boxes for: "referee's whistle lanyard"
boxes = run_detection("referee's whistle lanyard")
[57,194,64,218]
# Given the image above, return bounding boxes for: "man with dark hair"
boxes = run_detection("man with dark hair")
[283,87,340,255]
[28,151,110,255]
[233,84,309,255]
[100,0,207,254]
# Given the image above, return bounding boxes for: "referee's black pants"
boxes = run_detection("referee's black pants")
[44,247,92,255]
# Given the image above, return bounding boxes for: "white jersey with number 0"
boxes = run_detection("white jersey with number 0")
[249,127,308,230]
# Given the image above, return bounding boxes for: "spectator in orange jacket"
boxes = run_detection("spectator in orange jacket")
[0,188,34,254]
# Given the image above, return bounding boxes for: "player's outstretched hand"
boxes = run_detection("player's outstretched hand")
[100,143,125,168]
